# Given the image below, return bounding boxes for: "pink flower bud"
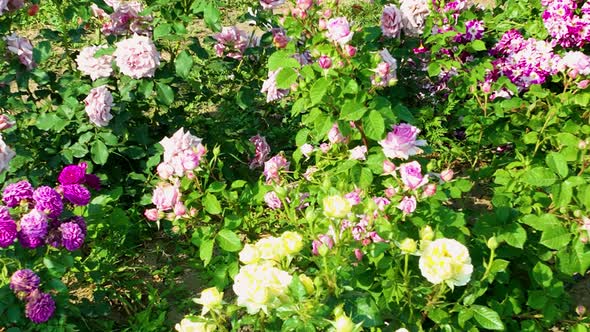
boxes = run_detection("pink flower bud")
[579,140,588,150]
[323,9,331,18]
[576,305,587,316]
[174,201,186,216]
[345,45,357,57]
[383,160,396,175]
[578,80,590,89]
[354,248,363,261]
[318,55,332,69]
[440,169,454,182]
[144,208,160,221]
[320,143,330,154]
[423,183,437,197]
[301,143,314,157]
[319,19,327,30]
[384,187,397,198]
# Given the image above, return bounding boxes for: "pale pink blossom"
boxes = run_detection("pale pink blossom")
[399,161,428,190]
[144,208,159,221]
[0,115,14,131]
[312,234,334,255]
[214,26,250,60]
[249,135,271,169]
[0,135,15,173]
[90,4,107,18]
[158,128,205,178]
[296,0,312,10]
[349,145,367,160]
[264,191,282,209]
[400,0,430,36]
[113,34,160,79]
[379,123,427,159]
[397,195,417,214]
[261,69,290,102]
[156,163,174,179]
[300,144,314,158]
[372,49,398,87]
[383,160,397,175]
[303,166,318,181]
[4,33,35,70]
[354,248,363,261]
[373,197,390,211]
[318,19,327,30]
[76,45,113,80]
[260,0,284,10]
[560,51,590,78]
[440,169,454,182]
[326,17,353,45]
[381,4,403,38]
[579,80,590,89]
[423,183,437,197]
[174,201,186,216]
[263,154,289,184]
[84,86,114,127]
[384,187,397,198]
[101,1,152,36]
[328,123,346,144]
[152,182,181,211]
[345,189,362,206]
[319,143,330,153]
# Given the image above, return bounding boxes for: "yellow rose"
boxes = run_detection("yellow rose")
[255,236,286,261]
[420,225,434,241]
[281,231,303,255]
[239,244,260,265]
[323,195,352,218]
[174,317,216,332]
[399,238,417,254]
[193,287,223,315]
[233,262,292,315]
[418,238,473,288]
[298,274,315,295]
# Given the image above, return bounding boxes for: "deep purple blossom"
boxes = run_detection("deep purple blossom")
[33,186,63,218]
[57,163,87,185]
[10,269,40,298]
[0,219,17,247]
[59,222,85,251]
[2,180,33,207]
[61,184,91,206]
[25,290,56,324]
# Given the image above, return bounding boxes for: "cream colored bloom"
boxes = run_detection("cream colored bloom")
[255,236,286,261]
[420,225,434,241]
[232,261,292,314]
[419,238,473,288]
[174,317,216,332]
[298,274,314,295]
[239,243,260,264]
[323,195,352,218]
[193,287,223,315]
[399,238,417,254]
[281,231,303,255]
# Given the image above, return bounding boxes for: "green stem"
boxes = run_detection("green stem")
[480,248,495,282]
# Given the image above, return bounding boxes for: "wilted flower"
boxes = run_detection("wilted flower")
[264,191,282,209]
[84,86,114,127]
[261,69,290,102]
[271,28,289,48]
[400,0,430,36]
[113,34,160,79]
[300,143,314,158]
[328,123,346,144]
[4,33,35,70]
[214,26,251,60]
[249,134,271,169]
[349,145,367,160]
[76,45,113,80]
[419,238,473,288]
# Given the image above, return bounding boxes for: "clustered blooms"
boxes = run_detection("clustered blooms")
[76,45,114,81]
[213,26,253,60]
[0,163,96,250]
[541,0,590,48]
[91,0,152,36]
[372,49,398,87]
[84,86,114,127]
[113,34,160,79]
[488,30,561,91]
[0,134,15,173]
[10,269,56,324]
[234,232,303,314]
[4,33,35,70]
[418,238,473,289]
[379,123,427,160]
[145,128,206,221]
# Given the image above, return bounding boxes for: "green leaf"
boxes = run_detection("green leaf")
[546,152,568,178]
[500,223,527,248]
[175,51,194,78]
[309,78,329,106]
[362,110,385,140]
[90,140,109,165]
[216,229,242,252]
[289,275,307,301]
[458,308,473,328]
[470,39,487,51]
[204,1,221,31]
[200,238,214,266]
[472,305,504,330]
[522,167,557,187]
[268,51,300,71]
[154,23,172,40]
[428,62,441,77]
[276,68,298,89]
[340,100,367,121]
[540,224,570,250]
[532,262,553,287]
[36,113,68,131]
[156,82,175,106]
[203,193,222,215]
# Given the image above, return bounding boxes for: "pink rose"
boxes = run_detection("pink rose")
[84,86,114,127]
[90,4,107,18]
[300,143,314,158]
[440,169,454,182]
[144,208,160,221]
[271,28,289,49]
[349,145,367,160]
[423,183,437,197]
[0,115,14,131]
[113,34,160,79]
[76,45,113,80]
[373,197,390,211]
[328,123,346,144]
[400,0,430,37]
[4,33,35,70]
[345,189,362,206]
[157,163,174,179]
[399,161,428,190]
[296,0,312,10]
[174,201,186,216]
[152,182,181,211]
[312,234,334,255]
[319,143,330,153]
[261,69,290,102]
[345,45,357,57]
[214,26,252,60]
[159,128,204,177]
[383,160,396,175]
[381,4,403,38]
[249,134,271,169]
[397,195,417,214]
[318,55,332,69]
[354,248,363,261]
[263,155,289,184]
[326,17,353,45]
[264,191,282,209]
[384,187,397,198]
[0,135,15,173]
[318,19,327,30]
[379,123,427,159]
[560,51,590,78]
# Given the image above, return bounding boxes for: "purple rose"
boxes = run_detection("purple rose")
[10,269,40,298]
[20,209,48,240]
[66,216,87,236]
[58,163,87,185]
[381,4,403,38]
[25,290,56,324]
[0,219,17,247]
[0,205,12,221]
[3,180,33,207]
[33,186,63,218]
[264,191,282,209]
[60,222,85,251]
[84,174,101,190]
[61,184,91,206]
